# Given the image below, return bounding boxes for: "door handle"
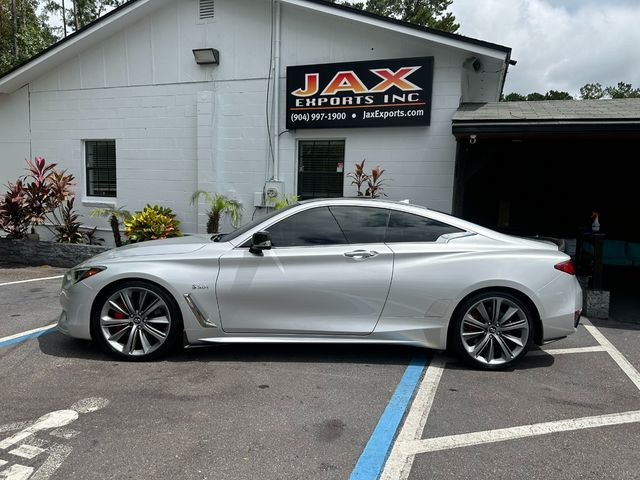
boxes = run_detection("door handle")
[344,250,378,260]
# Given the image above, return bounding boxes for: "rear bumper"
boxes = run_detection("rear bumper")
[535,275,582,343]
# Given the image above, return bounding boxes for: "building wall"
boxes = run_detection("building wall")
[0,86,31,185]
[0,0,497,242]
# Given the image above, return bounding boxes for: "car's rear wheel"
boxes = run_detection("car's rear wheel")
[452,291,533,370]
[91,280,181,361]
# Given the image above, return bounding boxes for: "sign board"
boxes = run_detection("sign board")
[286,56,434,129]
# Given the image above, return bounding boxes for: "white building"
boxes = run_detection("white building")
[0,0,511,241]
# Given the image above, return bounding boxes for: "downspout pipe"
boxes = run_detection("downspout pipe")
[272,0,282,181]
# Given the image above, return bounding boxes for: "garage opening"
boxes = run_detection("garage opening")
[452,100,640,302]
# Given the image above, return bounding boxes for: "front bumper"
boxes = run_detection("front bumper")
[57,283,95,340]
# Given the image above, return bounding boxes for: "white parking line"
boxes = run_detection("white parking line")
[0,276,63,287]
[528,346,607,356]
[0,324,58,347]
[583,319,640,391]
[380,357,446,480]
[380,321,640,478]
[401,410,640,455]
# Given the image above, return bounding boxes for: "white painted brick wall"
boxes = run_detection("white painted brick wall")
[0,0,505,242]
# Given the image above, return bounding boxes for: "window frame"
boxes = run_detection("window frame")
[82,139,117,206]
[295,138,347,200]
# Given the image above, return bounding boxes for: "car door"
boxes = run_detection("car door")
[216,205,393,334]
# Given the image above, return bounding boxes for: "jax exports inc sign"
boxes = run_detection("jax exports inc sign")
[286,56,433,129]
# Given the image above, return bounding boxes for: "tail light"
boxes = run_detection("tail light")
[554,259,576,275]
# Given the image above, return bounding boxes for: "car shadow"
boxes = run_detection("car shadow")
[440,349,555,372]
[37,331,418,367]
[38,331,554,370]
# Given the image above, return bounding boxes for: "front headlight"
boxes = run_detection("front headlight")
[62,266,106,289]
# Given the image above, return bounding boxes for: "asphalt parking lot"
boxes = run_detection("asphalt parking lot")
[1,266,639,479]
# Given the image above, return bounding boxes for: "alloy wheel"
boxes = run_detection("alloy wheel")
[460,296,530,366]
[99,287,172,357]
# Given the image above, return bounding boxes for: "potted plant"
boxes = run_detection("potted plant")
[190,190,242,233]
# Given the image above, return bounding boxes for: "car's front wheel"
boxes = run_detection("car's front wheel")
[91,280,182,361]
[452,291,534,370]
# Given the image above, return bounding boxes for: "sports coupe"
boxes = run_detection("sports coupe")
[58,198,582,369]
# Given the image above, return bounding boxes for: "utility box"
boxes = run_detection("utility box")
[264,181,285,205]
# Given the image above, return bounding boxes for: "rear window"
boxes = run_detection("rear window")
[386,211,464,243]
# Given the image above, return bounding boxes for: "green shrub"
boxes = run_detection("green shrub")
[124,204,182,243]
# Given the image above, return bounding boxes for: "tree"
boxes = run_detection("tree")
[503,92,526,101]
[333,0,459,32]
[605,81,640,99]
[545,90,573,100]
[43,0,126,36]
[0,0,58,74]
[579,82,604,100]
[501,90,573,102]
[579,81,640,99]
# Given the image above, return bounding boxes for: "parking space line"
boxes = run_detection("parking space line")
[528,346,607,356]
[401,410,640,455]
[349,354,429,480]
[0,324,57,348]
[0,275,63,287]
[380,357,446,480]
[583,319,640,391]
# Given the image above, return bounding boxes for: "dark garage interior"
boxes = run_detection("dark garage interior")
[454,135,638,242]
[451,100,640,303]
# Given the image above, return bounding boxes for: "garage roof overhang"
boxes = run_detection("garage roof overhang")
[452,99,640,137]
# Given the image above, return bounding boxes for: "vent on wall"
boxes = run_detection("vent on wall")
[199,0,215,20]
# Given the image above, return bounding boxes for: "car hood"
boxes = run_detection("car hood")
[83,235,214,264]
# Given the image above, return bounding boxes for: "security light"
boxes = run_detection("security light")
[192,48,219,65]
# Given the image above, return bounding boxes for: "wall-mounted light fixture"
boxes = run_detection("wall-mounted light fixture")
[192,48,220,65]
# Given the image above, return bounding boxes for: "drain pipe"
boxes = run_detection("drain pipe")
[272,0,282,181]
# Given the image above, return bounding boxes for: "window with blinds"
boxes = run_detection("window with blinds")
[297,140,345,200]
[85,140,116,198]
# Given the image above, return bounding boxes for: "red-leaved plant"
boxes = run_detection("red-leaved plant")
[0,157,76,239]
[365,166,387,198]
[0,180,31,238]
[347,160,388,198]
[347,160,369,196]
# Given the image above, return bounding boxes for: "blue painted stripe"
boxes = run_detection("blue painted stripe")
[350,353,429,480]
[0,327,57,348]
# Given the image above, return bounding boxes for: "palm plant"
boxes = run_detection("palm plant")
[190,190,242,234]
[90,206,130,247]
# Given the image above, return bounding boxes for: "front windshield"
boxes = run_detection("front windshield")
[215,204,298,242]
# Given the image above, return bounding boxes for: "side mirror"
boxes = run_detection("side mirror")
[249,231,272,255]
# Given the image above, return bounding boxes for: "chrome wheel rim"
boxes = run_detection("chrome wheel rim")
[460,296,529,366]
[99,287,171,356]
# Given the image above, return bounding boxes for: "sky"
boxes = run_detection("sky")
[449,0,640,96]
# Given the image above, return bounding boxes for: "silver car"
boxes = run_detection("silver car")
[58,198,582,369]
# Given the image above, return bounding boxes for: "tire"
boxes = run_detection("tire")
[91,280,182,361]
[451,291,534,370]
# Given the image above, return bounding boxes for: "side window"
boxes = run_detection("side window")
[85,140,116,198]
[386,211,464,243]
[267,207,347,247]
[329,206,389,244]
